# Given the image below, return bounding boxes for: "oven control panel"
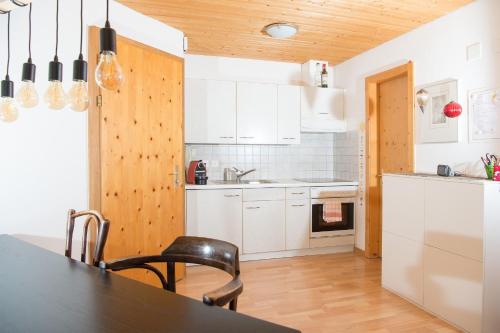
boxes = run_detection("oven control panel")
[310,186,358,199]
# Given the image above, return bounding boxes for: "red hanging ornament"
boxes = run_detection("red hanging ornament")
[443,101,462,118]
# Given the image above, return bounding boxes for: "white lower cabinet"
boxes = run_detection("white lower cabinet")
[381,174,500,333]
[381,231,423,305]
[285,200,310,250]
[243,200,286,254]
[186,189,243,250]
[424,245,483,333]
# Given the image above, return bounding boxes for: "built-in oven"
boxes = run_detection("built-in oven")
[310,186,357,238]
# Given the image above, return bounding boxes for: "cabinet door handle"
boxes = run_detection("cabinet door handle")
[319,112,329,115]
[291,204,305,207]
[246,206,260,210]
[219,136,234,139]
[224,194,240,198]
[282,137,296,140]
[239,136,255,139]
[291,192,305,195]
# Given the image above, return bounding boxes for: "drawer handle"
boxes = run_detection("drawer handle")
[224,194,240,198]
[219,136,234,139]
[291,192,305,195]
[282,137,296,140]
[239,136,255,139]
[246,206,260,209]
[291,204,305,207]
[319,112,329,115]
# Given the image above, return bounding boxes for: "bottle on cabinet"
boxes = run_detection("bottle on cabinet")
[314,62,322,87]
[321,64,328,88]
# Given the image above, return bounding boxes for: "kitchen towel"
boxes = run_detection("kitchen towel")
[323,203,343,223]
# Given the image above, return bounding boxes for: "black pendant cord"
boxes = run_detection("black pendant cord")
[55,0,59,60]
[105,0,110,28]
[28,3,32,60]
[6,12,11,80]
[79,0,83,58]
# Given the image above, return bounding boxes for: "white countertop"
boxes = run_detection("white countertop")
[185,179,359,190]
[384,172,498,185]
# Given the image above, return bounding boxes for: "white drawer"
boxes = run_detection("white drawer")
[243,188,285,202]
[286,187,310,200]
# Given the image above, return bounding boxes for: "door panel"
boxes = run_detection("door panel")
[237,82,277,144]
[243,201,285,254]
[186,189,242,251]
[185,79,236,144]
[365,63,414,258]
[277,85,300,144]
[88,28,185,286]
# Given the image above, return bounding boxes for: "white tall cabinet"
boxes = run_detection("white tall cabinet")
[185,79,237,144]
[382,174,500,333]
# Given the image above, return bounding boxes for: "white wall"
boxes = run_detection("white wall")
[334,0,500,249]
[0,1,184,238]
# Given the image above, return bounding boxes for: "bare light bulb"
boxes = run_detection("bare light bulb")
[68,80,89,112]
[16,81,39,108]
[0,97,19,123]
[95,51,123,91]
[44,81,67,110]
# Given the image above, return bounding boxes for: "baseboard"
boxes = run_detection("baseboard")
[240,245,354,261]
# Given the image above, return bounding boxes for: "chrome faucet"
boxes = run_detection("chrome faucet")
[233,167,256,182]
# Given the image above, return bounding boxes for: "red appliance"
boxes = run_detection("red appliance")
[186,160,207,185]
[443,101,462,118]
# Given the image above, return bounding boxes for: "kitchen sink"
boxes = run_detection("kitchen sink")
[212,179,276,185]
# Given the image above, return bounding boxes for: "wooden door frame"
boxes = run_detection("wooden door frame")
[364,62,414,258]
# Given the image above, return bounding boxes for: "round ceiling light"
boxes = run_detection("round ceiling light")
[264,23,298,39]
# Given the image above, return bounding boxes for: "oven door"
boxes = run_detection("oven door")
[310,197,355,238]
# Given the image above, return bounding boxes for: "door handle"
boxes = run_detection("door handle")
[169,165,180,187]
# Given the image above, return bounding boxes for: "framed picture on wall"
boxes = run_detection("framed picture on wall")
[469,88,500,142]
[415,79,459,143]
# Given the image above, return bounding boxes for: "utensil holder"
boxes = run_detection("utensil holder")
[485,164,494,180]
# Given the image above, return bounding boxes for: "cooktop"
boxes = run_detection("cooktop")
[293,178,352,183]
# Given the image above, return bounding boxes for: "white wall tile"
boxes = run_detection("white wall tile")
[185,133,359,180]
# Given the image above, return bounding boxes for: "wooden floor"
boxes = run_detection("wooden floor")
[177,251,460,333]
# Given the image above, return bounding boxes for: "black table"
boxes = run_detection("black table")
[0,235,299,333]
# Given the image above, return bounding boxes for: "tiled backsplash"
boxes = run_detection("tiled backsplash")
[185,132,359,181]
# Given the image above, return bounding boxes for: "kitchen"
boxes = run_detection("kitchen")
[1,0,500,333]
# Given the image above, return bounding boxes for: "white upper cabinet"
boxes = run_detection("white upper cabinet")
[277,85,301,145]
[300,86,346,132]
[185,79,237,144]
[237,82,278,144]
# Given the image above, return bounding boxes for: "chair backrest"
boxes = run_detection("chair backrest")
[65,209,110,267]
[161,236,240,277]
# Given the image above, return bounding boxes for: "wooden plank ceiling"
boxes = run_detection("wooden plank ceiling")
[117,0,473,65]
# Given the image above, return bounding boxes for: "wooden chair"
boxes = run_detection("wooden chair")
[101,236,243,311]
[65,209,110,267]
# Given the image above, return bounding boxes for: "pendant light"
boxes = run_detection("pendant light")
[68,0,88,112]
[44,0,67,110]
[0,12,19,123]
[17,3,38,108]
[95,0,123,91]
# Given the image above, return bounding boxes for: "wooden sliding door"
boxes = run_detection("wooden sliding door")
[365,62,414,258]
[88,27,185,285]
